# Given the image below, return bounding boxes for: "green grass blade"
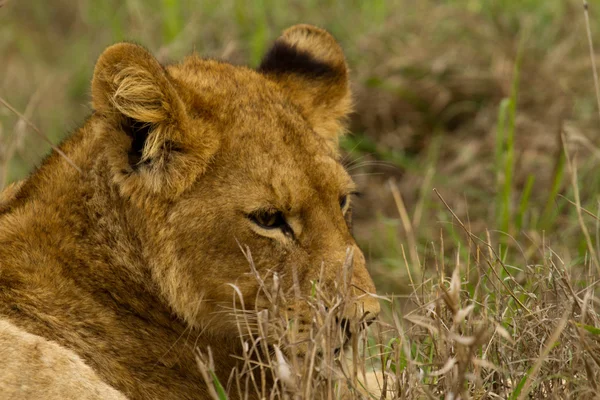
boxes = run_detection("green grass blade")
[516,174,535,230]
[209,371,228,400]
[540,149,566,230]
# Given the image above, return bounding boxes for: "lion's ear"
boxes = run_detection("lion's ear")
[92,43,182,127]
[92,43,218,197]
[258,25,351,153]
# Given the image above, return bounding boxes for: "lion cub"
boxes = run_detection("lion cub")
[0,25,380,399]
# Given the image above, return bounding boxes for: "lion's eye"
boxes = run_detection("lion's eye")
[250,210,286,230]
[340,191,359,211]
[339,195,349,210]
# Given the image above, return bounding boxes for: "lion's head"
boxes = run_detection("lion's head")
[90,24,380,355]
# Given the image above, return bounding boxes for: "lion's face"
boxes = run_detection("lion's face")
[91,25,379,350]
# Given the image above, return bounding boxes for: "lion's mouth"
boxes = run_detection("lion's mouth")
[333,313,377,357]
[332,318,353,357]
[333,344,347,357]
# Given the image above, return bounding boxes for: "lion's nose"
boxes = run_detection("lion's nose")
[333,314,378,356]
[336,312,377,340]
[333,318,353,356]
[361,311,378,328]
[335,317,352,337]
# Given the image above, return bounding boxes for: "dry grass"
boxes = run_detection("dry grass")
[2,0,600,398]
[194,248,385,399]
[190,218,600,398]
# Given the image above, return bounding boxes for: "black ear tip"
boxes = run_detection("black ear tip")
[258,40,339,80]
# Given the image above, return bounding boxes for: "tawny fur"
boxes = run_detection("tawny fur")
[0,25,379,399]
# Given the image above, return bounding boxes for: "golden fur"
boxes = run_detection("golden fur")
[0,24,380,399]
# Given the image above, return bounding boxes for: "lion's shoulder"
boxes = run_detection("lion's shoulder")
[0,318,127,400]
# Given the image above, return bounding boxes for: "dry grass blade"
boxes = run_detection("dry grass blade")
[434,188,531,314]
[516,305,572,400]
[0,97,81,173]
[390,179,418,267]
[583,1,600,125]
[558,194,600,222]
[561,132,600,275]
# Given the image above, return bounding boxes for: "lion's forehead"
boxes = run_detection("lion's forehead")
[169,56,351,203]
[251,151,349,208]
[169,57,286,110]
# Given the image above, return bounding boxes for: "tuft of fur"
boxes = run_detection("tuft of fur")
[0,25,379,400]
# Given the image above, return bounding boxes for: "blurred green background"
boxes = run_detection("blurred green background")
[2,0,600,294]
